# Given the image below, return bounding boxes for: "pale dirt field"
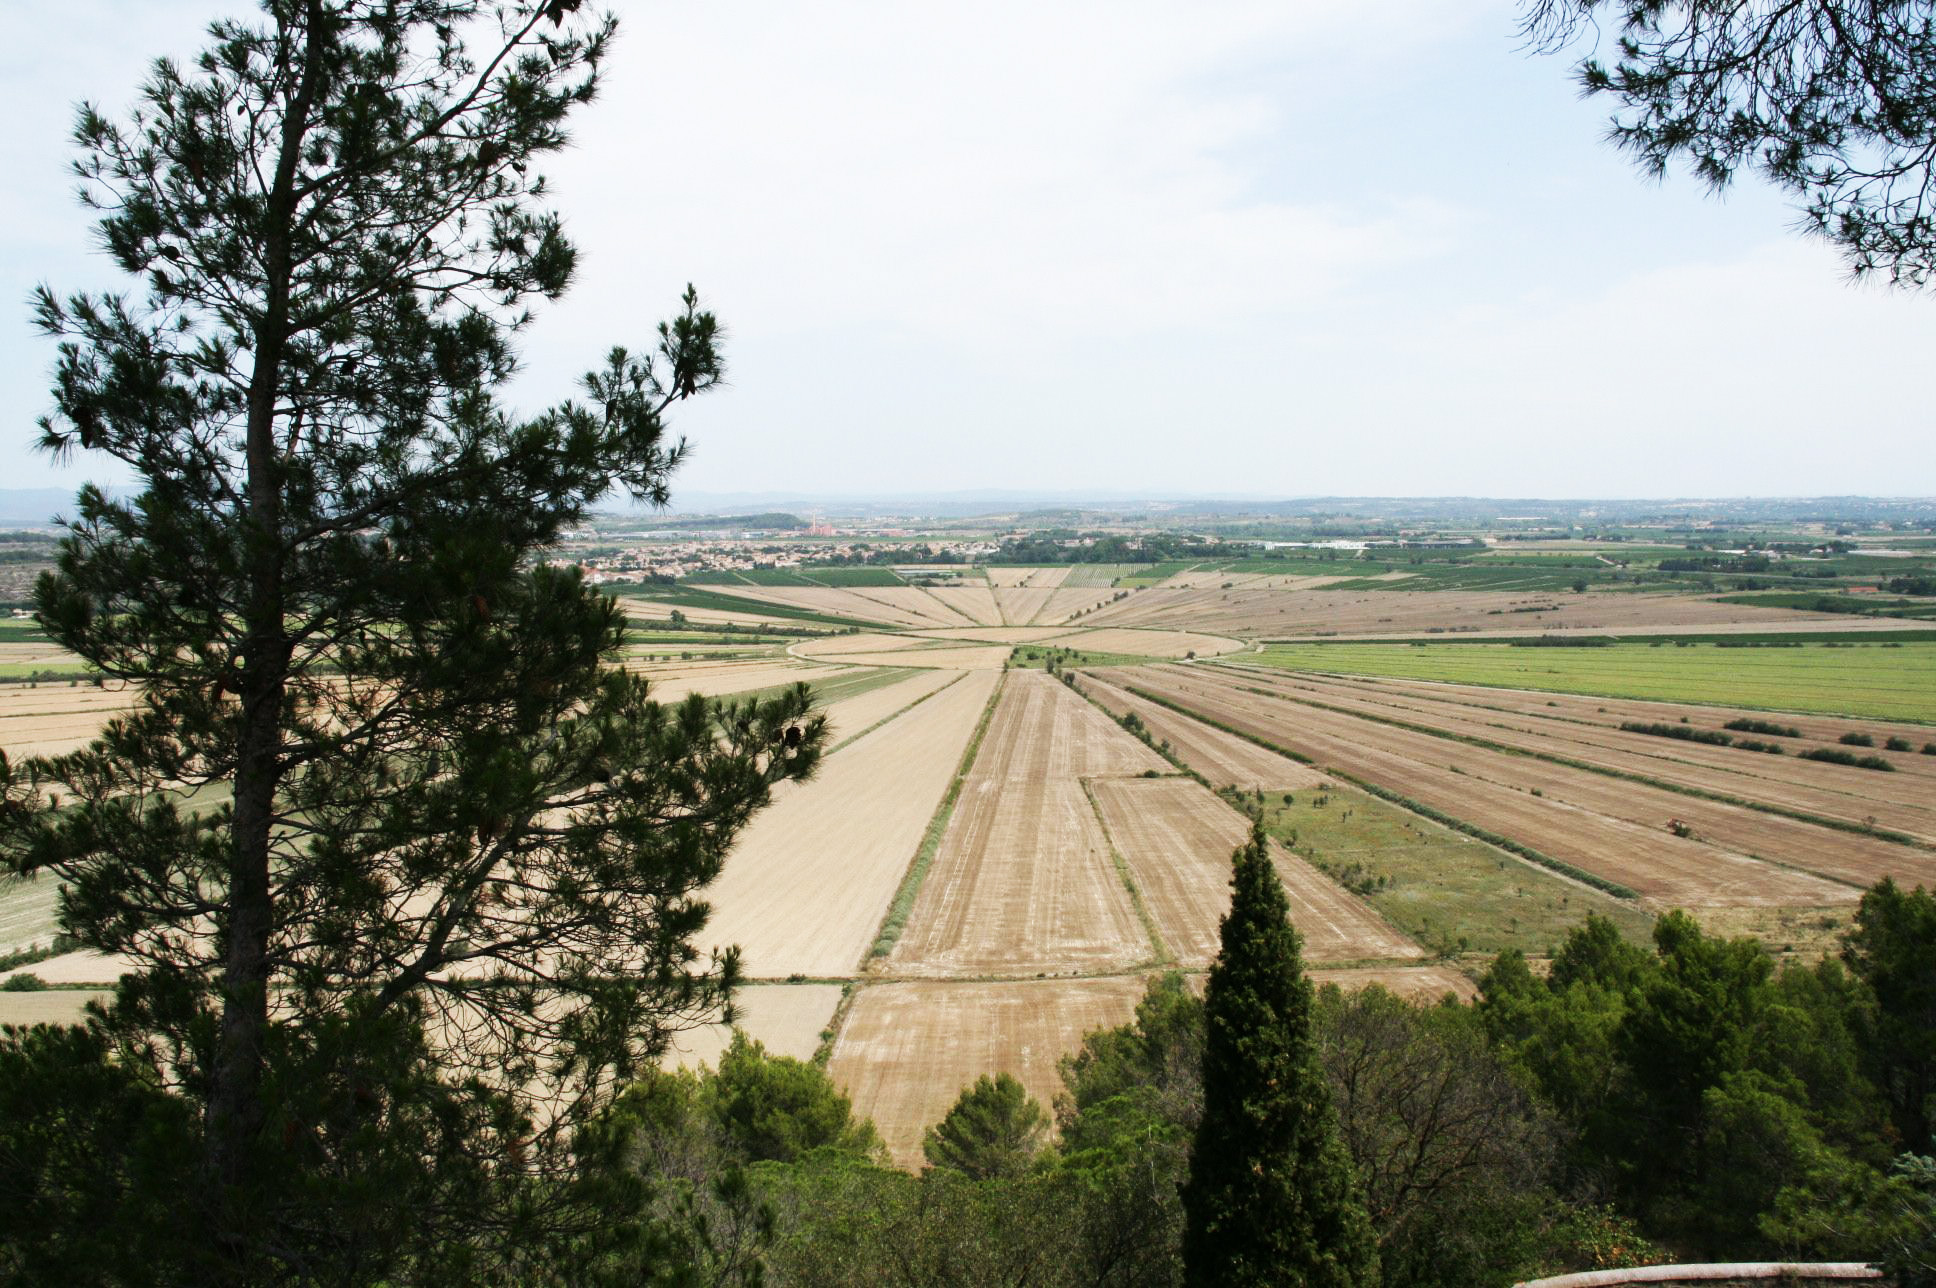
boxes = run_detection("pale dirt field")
[803,645,1014,671]
[619,599,815,630]
[1088,777,1420,966]
[792,632,942,656]
[888,672,1167,978]
[925,586,1004,627]
[660,984,844,1070]
[985,567,1038,588]
[1032,587,1122,626]
[991,586,1054,624]
[690,586,937,629]
[1309,965,1478,1004]
[847,588,982,629]
[1305,672,1936,779]
[818,670,962,747]
[1037,627,1246,659]
[628,660,861,703]
[0,949,127,985]
[1022,566,1071,589]
[0,989,112,1027]
[0,682,140,757]
[828,976,1148,1168]
[885,776,1151,977]
[1215,666,1935,889]
[1077,672,1325,791]
[0,875,61,953]
[1123,667,1857,910]
[700,669,1001,978]
[1247,670,1936,842]
[1074,588,1877,639]
[909,626,1074,644]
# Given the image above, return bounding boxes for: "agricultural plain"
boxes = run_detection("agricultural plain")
[8,536,1932,1173]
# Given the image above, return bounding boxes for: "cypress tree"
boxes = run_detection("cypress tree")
[1181,820,1379,1287]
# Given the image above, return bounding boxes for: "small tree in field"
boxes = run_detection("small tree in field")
[924,1072,1050,1180]
[0,2,822,1280]
[1181,821,1378,1287]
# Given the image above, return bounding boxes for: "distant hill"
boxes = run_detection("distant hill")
[0,489,90,528]
[626,512,807,531]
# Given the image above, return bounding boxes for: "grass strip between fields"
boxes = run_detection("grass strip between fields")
[1119,683,1640,901]
[1078,777,1172,967]
[1227,679,1928,855]
[866,673,1006,960]
[1064,673,1211,788]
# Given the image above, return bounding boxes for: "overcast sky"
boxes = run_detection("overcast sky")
[4,2,1932,505]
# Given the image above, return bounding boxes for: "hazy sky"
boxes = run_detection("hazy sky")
[4,2,1932,505]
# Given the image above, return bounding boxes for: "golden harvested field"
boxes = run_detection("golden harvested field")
[0,949,126,986]
[818,669,963,746]
[807,645,1014,670]
[791,631,935,656]
[619,599,812,630]
[1038,627,1245,658]
[1308,671,1936,774]
[0,989,113,1027]
[1075,588,1876,638]
[1088,777,1419,966]
[1033,587,1122,626]
[1077,672,1324,791]
[925,585,1004,626]
[910,626,1073,644]
[702,669,1000,978]
[1309,965,1478,1004]
[696,586,940,629]
[661,983,844,1070]
[828,976,1147,1168]
[0,682,140,758]
[627,658,861,702]
[1120,666,1861,909]
[1228,668,1936,841]
[888,671,1167,978]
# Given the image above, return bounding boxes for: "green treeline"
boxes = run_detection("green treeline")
[8,881,1935,1283]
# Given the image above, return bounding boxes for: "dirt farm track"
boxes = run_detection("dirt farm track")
[5,578,1930,1166]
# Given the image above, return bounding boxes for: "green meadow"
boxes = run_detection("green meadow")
[1244,639,1936,723]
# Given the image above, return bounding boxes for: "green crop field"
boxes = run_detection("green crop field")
[1243,640,1936,723]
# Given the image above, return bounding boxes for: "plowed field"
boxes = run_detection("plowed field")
[1089,777,1418,966]
[828,976,1147,1167]
[1120,666,1859,909]
[661,983,844,1070]
[1078,672,1323,791]
[888,671,1165,977]
[702,669,1000,977]
[1222,667,1936,841]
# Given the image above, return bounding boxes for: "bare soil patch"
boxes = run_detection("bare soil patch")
[828,976,1147,1168]
[888,672,1165,977]
[1039,627,1246,658]
[661,983,844,1070]
[702,669,1001,977]
[1123,667,1856,909]
[1216,667,1935,887]
[1250,670,1936,841]
[1079,672,1324,791]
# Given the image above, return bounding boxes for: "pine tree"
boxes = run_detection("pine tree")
[923,1072,1050,1180]
[0,3,822,1279]
[1181,821,1379,1287]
